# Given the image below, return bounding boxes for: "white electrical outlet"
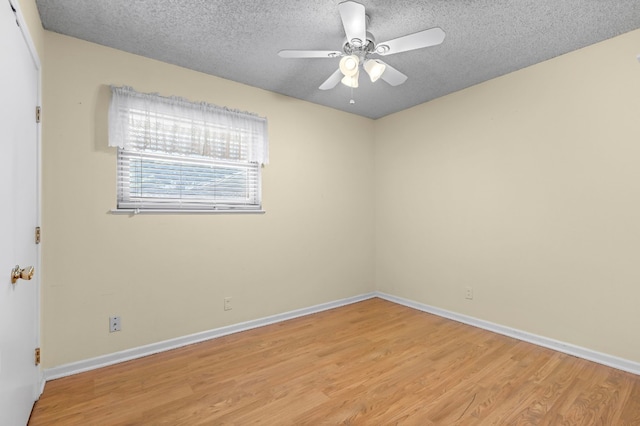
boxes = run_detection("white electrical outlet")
[465,287,474,300]
[224,297,232,311]
[109,316,121,332]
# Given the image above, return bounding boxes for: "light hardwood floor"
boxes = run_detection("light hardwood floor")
[30,298,640,425]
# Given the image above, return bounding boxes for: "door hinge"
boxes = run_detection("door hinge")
[35,226,41,244]
[35,347,41,366]
[36,106,41,123]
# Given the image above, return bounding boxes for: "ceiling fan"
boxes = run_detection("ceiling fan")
[278,0,445,91]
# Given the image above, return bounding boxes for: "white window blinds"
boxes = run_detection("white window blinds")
[108,86,268,212]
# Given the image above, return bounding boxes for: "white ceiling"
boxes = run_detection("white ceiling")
[36,0,640,119]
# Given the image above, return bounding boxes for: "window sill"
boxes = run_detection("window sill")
[110,209,265,215]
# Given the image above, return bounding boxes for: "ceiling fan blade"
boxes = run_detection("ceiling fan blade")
[319,69,343,90]
[338,1,366,45]
[378,62,408,86]
[376,27,445,56]
[278,50,342,59]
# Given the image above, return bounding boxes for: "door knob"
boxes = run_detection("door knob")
[11,265,34,284]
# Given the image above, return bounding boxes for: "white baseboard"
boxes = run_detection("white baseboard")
[375,291,640,376]
[44,292,377,380]
[44,290,640,381]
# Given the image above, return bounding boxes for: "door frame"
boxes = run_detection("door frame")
[8,0,43,396]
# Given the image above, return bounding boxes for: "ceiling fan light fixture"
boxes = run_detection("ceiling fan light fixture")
[341,70,359,88]
[339,55,360,77]
[364,59,386,82]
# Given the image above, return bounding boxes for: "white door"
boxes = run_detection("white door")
[0,0,41,424]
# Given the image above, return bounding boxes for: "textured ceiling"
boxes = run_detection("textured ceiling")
[36,0,640,119]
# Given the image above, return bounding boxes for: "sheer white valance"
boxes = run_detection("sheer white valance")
[108,86,269,165]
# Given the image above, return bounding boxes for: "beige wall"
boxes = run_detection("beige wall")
[41,32,375,367]
[375,29,640,362]
[36,12,640,368]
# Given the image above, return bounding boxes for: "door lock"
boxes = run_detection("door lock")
[11,265,34,284]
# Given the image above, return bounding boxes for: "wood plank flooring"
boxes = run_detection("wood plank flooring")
[29,298,640,425]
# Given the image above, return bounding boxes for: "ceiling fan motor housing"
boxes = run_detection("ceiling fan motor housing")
[343,31,376,62]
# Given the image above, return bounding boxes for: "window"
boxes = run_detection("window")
[108,86,268,212]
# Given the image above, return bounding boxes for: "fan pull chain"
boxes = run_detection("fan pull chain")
[349,86,355,104]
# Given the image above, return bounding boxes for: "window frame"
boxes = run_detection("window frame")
[108,86,267,214]
[116,149,263,213]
